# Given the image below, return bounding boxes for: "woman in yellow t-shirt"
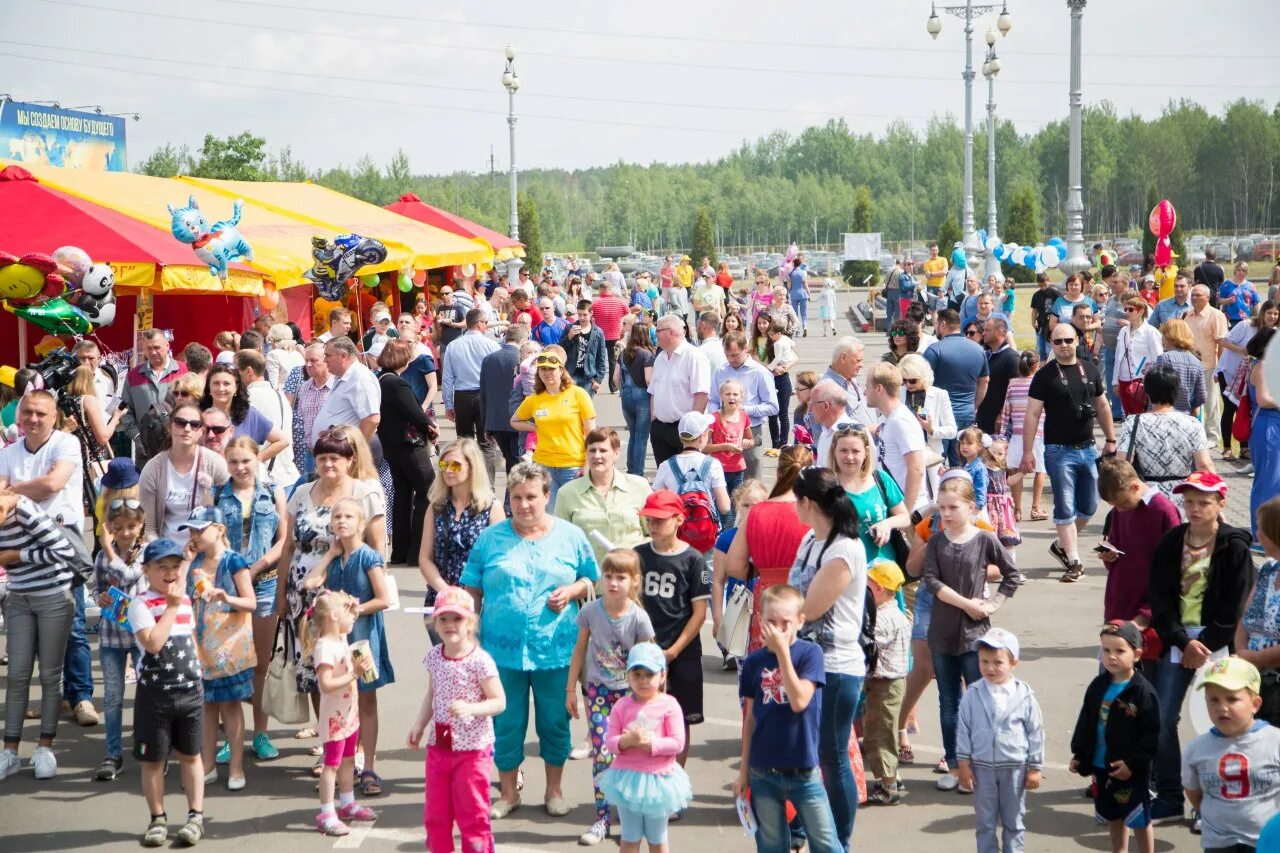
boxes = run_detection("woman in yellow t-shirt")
[511,346,597,510]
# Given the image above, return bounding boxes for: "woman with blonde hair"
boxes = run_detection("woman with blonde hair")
[826,423,912,566]
[511,346,597,510]
[265,324,304,389]
[167,372,206,409]
[1154,318,1207,415]
[66,364,120,480]
[897,353,956,497]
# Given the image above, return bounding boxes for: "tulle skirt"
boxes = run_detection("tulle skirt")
[599,766,694,816]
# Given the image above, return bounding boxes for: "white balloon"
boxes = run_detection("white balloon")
[460,263,476,278]
[984,235,1000,253]
[1010,248,1027,266]
[1043,248,1061,269]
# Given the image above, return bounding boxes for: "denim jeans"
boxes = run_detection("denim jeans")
[1152,656,1197,807]
[749,767,842,853]
[620,385,651,477]
[1043,443,1100,526]
[100,645,138,758]
[884,289,900,326]
[545,465,582,513]
[62,584,94,706]
[723,470,746,528]
[933,651,982,768]
[769,372,794,449]
[818,673,864,850]
[1100,345,1123,421]
[790,295,809,330]
[1036,329,1051,362]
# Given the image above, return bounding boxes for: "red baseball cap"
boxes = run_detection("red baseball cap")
[639,490,684,519]
[1173,471,1227,497]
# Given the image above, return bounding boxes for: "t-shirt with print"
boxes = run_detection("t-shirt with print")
[876,405,927,512]
[313,636,359,743]
[577,599,656,690]
[127,592,202,694]
[1030,286,1061,333]
[1181,721,1280,849]
[787,531,868,677]
[423,643,499,751]
[651,450,728,494]
[514,387,596,468]
[1094,680,1129,768]
[739,640,825,770]
[636,541,711,662]
[1027,358,1104,446]
[163,460,198,542]
[1180,539,1211,627]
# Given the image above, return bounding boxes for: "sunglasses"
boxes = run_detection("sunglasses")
[1124,306,1144,313]
[1051,337,1077,345]
[172,417,203,431]
[439,459,465,473]
[204,424,231,436]
[108,498,142,511]
[966,329,982,337]
[535,359,562,369]
[833,422,868,436]
[888,330,906,338]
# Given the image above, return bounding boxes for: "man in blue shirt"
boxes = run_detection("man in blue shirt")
[788,254,812,337]
[708,331,779,481]
[923,309,990,465]
[1148,273,1191,329]
[532,298,569,345]
[1218,261,1260,327]
[443,310,500,466]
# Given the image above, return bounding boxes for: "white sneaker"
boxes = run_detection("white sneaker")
[936,773,959,792]
[0,749,21,780]
[227,775,246,791]
[569,741,592,761]
[31,746,56,780]
[578,819,609,846]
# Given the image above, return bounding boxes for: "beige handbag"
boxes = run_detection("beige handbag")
[715,582,753,659]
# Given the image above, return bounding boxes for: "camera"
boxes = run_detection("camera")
[1077,401,1096,421]
[29,348,78,393]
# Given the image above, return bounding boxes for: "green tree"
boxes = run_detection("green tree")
[1000,184,1040,282]
[518,192,542,268]
[937,212,962,255]
[844,185,879,285]
[192,132,269,181]
[137,143,194,177]
[690,205,716,267]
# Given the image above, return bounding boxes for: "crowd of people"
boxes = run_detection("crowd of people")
[0,248,1278,853]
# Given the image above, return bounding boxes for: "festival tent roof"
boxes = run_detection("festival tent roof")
[182,178,492,272]
[0,165,264,293]
[384,193,524,262]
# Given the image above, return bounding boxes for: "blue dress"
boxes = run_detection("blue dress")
[326,544,396,691]
[189,551,255,703]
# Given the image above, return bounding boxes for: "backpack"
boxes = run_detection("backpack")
[860,586,879,675]
[666,456,721,553]
[137,399,172,463]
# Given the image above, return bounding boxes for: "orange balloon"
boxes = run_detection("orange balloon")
[259,288,280,311]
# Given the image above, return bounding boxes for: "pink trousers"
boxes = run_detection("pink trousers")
[424,746,494,853]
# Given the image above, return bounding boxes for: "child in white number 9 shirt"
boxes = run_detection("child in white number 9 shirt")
[408,586,506,853]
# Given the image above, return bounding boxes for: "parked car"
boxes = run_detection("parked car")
[1116,249,1145,267]
[1252,239,1279,263]
[1236,239,1256,263]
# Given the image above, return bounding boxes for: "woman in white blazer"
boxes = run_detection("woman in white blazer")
[896,353,956,502]
[1113,295,1164,388]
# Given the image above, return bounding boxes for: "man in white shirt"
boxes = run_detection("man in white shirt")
[649,314,711,465]
[312,336,381,443]
[235,349,301,488]
[696,311,726,375]
[73,339,119,411]
[866,362,926,514]
[315,307,352,344]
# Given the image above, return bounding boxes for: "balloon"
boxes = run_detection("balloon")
[1047,236,1066,251]
[976,229,988,245]
[1010,248,1027,266]
[4,296,92,336]
[166,195,253,282]
[460,263,476,278]
[784,243,799,264]
[1043,248,1061,269]
[52,246,92,287]
[983,235,1001,253]
[0,251,65,303]
[259,288,280,311]
[992,244,1008,262]
[1149,199,1178,267]
[69,263,117,328]
[397,273,413,293]
[360,273,380,288]
[303,234,389,301]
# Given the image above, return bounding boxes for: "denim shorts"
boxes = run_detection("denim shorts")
[253,576,278,618]
[911,584,934,642]
[1043,443,1099,526]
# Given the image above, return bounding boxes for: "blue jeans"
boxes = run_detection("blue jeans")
[723,470,746,528]
[544,465,582,512]
[791,295,809,330]
[749,767,842,853]
[620,385,651,477]
[884,289,901,325]
[1036,329,1051,362]
[1043,443,1100,526]
[99,645,137,758]
[62,585,93,706]
[1100,345,1123,420]
[1153,656,1197,807]
[933,651,982,768]
[818,673,864,850]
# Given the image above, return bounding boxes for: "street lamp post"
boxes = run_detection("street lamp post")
[1061,0,1090,275]
[927,2,1011,258]
[981,33,1002,280]
[501,45,520,242]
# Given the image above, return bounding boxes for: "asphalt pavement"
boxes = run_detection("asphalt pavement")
[0,290,1239,852]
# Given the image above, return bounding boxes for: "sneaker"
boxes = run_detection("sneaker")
[73,700,99,727]
[141,816,168,847]
[1190,809,1201,834]
[96,755,123,781]
[337,801,377,822]
[579,819,610,845]
[569,741,592,761]
[215,741,230,765]
[721,655,738,672]
[936,773,960,792]
[932,759,949,775]
[31,745,56,780]
[1149,799,1185,825]
[1060,563,1085,583]
[1048,541,1071,572]
[316,812,350,837]
[0,749,20,781]
[669,809,685,822]
[1238,463,1254,475]
[175,813,204,846]
[252,732,279,761]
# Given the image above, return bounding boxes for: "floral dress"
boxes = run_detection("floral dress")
[285,480,385,693]
[427,500,496,605]
[1242,559,1280,655]
[984,466,1021,547]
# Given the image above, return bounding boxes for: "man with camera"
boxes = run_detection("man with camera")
[1019,321,1117,584]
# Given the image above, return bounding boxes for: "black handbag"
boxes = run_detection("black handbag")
[873,470,912,569]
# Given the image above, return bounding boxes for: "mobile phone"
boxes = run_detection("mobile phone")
[1093,542,1124,556]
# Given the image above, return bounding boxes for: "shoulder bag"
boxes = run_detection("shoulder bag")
[262,620,310,725]
[1117,332,1150,416]
[873,470,912,570]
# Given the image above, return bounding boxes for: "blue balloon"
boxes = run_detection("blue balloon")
[1047,236,1066,250]
[976,229,988,245]
[1055,245,1067,262]
[993,244,1009,262]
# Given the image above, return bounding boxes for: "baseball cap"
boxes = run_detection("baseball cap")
[432,586,475,620]
[639,490,684,519]
[1101,620,1144,651]
[143,538,186,564]
[626,642,667,673]
[1173,471,1227,497]
[867,560,905,593]
[179,505,226,532]
[1129,264,1143,273]
[101,457,141,490]
[678,411,714,441]
[1199,656,1262,694]
[973,627,1020,660]
[1143,273,1156,284]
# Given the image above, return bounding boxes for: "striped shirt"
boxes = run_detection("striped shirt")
[93,545,148,649]
[0,496,77,594]
[1154,349,1208,414]
[127,592,201,691]
[999,376,1043,441]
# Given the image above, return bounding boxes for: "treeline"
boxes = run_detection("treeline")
[138,98,1279,252]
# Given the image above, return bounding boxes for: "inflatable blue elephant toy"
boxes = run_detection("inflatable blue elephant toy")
[166,195,254,282]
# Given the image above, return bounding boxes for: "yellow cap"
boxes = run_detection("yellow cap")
[1198,656,1261,695]
[867,560,905,593]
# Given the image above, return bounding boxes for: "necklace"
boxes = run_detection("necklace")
[1185,529,1216,550]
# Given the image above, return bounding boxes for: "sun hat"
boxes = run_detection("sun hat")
[1173,471,1227,497]
[179,505,226,532]
[433,586,475,620]
[972,626,1020,660]
[143,538,186,563]
[677,411,713,441]
[101,457,141,490]
[867,560,905,593]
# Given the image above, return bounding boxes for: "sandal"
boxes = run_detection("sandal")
[898,744,915,765]
[1029,508,1049,522]
[311,758,324,778]
[295,727,317,739]
[356,769,384,797]
[1014,511,1022,523]
[315,812,350,836]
